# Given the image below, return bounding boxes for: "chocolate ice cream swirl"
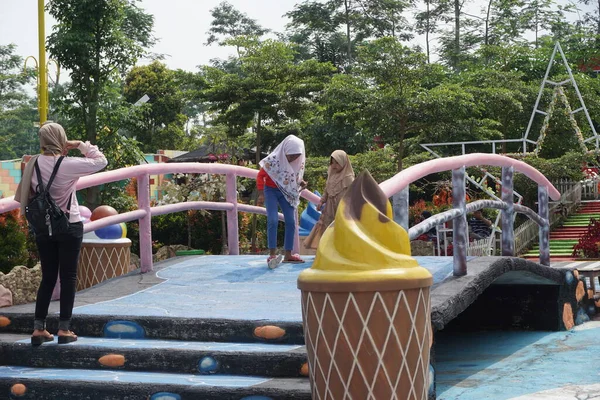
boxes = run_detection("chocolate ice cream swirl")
[298,171,432,291]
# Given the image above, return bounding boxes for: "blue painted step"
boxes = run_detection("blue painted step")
[0,366,311,400]
[1,336,307,377]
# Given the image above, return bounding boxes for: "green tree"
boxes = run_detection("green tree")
[354,0,414,40]
[206,1,268,55]
[202,37,335,164]
[354,38,458,170]
[520,0,565,48]
[0,44,37,159]
[46,0,154,208]
[415,0,450,63]
[286,0,363,67]
[578,0,600,37]
[305,72,371,155]
[123,61,187,152]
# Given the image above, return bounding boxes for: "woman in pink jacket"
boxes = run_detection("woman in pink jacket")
[14,122,107,345]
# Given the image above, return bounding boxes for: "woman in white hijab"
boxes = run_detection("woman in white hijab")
[256,135,307,269]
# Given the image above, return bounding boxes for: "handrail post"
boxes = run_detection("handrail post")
[392,186,409,231]
[137,174,153,272]
[226,173,239,255]
[538,186,550,266]
[452,167,467,276]
[501,166,515,256]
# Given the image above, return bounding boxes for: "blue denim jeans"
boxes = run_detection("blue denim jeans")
[264,186,296,251]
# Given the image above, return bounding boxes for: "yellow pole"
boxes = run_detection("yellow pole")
[38,0,47,125]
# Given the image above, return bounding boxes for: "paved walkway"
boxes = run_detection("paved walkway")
[71,255,458,321]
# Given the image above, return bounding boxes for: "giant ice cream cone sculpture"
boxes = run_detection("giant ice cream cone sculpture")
[298,171,433,400]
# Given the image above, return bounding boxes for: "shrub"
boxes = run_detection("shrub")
[0,210,29,273]
[572,218,600,259]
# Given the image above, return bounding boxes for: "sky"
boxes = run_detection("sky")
[0,0,594,75]
[0,0,299,73]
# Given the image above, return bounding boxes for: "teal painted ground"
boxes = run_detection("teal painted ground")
[73,255,457,322]
[436,323,600,399]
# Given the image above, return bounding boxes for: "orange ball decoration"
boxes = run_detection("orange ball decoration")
[11,383,26,396]
[90,205,118,221]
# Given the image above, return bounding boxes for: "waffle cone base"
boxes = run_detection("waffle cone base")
[301,287,431,400]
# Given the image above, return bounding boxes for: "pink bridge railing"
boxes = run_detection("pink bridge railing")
[0,163,320,273]
[0,154,560,275]
[379,153,560,272]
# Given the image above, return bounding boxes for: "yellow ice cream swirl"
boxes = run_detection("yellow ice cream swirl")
[299,171,432,288]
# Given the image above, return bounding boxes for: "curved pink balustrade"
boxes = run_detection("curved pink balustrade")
[0,163,321,213]
[379,153,561,201]
[0,155,559,273]
[0,162,317,272]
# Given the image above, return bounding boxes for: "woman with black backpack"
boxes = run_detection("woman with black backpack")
[14,122,107,345]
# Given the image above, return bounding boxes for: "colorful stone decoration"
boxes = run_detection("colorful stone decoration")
[98,354,126,368]
[149,393,181,400]
[10,383,26,397]
[198,356,218,374]
[104,320,145,339]
[299,362,309,376]
[0,316,11,327]
[253,325,285,340]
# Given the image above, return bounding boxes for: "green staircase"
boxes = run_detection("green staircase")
[524,201,600,261]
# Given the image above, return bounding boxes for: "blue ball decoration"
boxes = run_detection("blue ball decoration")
[564,271,574,285]
[104,320,145,339]
[95,222,127,239]
[198,356,219,374]
[150,393,181,400]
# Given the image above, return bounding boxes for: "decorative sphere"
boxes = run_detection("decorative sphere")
[10,383,26,396]
[91,205,118,221]
[79,205,92,219]
[95,222,127,240]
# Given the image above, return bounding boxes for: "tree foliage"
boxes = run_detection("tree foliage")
[47,0,155,144]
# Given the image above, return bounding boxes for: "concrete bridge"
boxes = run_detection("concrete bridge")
[0,154,596,399]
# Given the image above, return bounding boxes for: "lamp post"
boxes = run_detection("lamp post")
[37,0,47,124]
[26,0,57,126]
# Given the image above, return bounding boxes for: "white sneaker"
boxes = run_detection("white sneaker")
[267,255,284,269]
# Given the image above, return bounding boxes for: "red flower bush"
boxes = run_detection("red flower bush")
[572,218,600,259]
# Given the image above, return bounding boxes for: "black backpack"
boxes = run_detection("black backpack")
[25,157,71,237]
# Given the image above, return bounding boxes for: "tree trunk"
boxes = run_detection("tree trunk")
[396,121,407,172]
[85,80,100,210]
[535,8,539,48]
[485,0,492,47]
[597,0,600,38]
[344,0,352,62]
[454,0,460,70]
[426,0,431,64]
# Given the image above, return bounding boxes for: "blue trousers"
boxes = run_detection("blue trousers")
[264,186,296,251]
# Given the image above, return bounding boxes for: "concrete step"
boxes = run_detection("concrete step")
[0,366,311,400]
[0,336,308,378]
[0,314,305,345]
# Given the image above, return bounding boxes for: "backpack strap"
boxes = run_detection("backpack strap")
[33,159,45,193]
[39,156,72,216]
[46,156,65,191]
